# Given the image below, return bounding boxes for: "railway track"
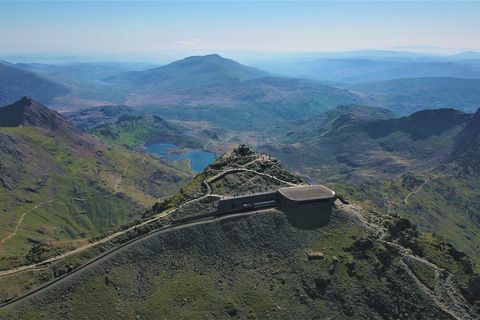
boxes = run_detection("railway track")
[0,209,268,309]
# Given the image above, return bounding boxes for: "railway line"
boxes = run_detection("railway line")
[0,209,270,309]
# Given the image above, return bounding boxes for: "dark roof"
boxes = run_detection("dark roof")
[219,190,277,201]
[278,185,335,201]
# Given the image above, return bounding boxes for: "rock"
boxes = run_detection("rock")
[226,306,238,317]
[307,251,325,261]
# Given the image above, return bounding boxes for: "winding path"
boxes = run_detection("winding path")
[0,155,296,277]
[0,200,57,245]
[340,202,476,320]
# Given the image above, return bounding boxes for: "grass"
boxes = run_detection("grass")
[0,126,191,269]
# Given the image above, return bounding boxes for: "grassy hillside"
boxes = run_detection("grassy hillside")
[2,146,479,319]
[0,99,192,270]
[88,114,202,149]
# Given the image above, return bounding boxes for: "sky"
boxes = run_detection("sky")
[1,1,479,62]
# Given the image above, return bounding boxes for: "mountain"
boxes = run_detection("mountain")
[0,98,192,271]
[0,62,69,106]
[352,77,480,115]
[259,107,471,182]
[3,55,363,126]
[126,80,362,130]
[99,55,362,129]
[342,109,480,264]
[1,146,479,319]
[113,54,267,91]
[0,96,72,130]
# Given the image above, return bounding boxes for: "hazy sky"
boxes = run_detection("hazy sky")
[1,1,479,61]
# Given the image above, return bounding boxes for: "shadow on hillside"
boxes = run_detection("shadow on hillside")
[282,207,332,229]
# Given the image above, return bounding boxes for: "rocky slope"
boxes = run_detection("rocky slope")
[260,106,472,182]
[337,108,480,264]
[1,146,479,319]
[0,98,192,270]
[63,105,136,131]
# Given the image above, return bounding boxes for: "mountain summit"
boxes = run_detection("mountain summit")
[0,97,72,130]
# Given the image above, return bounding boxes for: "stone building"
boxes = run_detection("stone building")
[217,185,336,223]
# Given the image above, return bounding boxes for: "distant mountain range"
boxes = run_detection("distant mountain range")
[254,56,480,83]
[3,54,480,121]
[104,54,361,129]
[0,98,191,270]
[351,77,480,115]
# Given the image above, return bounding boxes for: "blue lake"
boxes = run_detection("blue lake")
[145,143,216,173]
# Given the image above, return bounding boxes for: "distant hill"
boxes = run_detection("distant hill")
[113,54,267,91]
[271,105,396,142]
[0,62,69,106]
[255,58,480,83]
[0,98,191,270]
[352,77,480,115]
[260,106,471,182]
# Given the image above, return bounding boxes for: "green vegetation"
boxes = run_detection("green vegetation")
[0,99,192,270]
[89,114,200,149]
[2,146,479,319]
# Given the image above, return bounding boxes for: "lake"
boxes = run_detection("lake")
[145,143,216,173]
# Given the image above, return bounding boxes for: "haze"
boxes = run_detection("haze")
[1,1,480,63]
